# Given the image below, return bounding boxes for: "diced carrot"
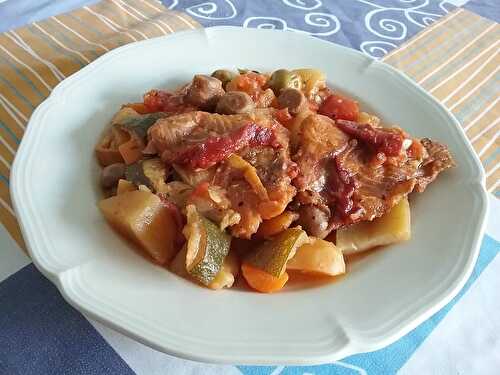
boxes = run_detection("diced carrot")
[255,211,299,239]
[226,73,268,100]
[123,102,152,114]
[241,262,289,293]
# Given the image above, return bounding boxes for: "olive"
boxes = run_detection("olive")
[101,163,125,189]
[237,68,260,74]
[277,88,307,114]
[211,69,237,88]
[268,69,302,95]
[216,91,255,115]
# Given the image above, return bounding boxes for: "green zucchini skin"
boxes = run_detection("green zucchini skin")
[246,227,308,277]
[121,112,166,140]
[189,215,231,286]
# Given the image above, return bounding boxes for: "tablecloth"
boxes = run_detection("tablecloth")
[0,1,499,374]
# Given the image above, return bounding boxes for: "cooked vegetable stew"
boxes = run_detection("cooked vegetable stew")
[96,68,455,293]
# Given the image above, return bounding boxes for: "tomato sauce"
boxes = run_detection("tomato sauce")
[175,123,281,169]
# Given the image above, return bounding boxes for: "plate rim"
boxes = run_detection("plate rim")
[10,26,489,365]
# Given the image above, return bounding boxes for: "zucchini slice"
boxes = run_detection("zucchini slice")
[208,251,240,290]
[246,227,309,277]
[183,205,231,286]
[125,158,168,192]
[120,112,166,140]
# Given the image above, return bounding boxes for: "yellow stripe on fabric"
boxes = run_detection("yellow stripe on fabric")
[0,45,53,95]
[68,8,133,50]
[383,9,479,66]
[108,0,158,38]
[401,21,493,83]
[479,144,499,168]
[447,66,499,112]
[0,45,52,97]
[383,9,465,60]
[110,0,166,38]
[0,178,26,251]
[139,0,176,32]
[0,160,9,183]
[25,25,87,70]
[438,53,499,109]
[83,6,140,43]
[70,8,130,47]
[486,166,499,192]
[51,15,111,53]
[428,42,499,97]
[0,93,28,131]
[0,34,62,87]
[476,141,499,171]
[139,0,198,31]
[40,18,102,62]
[90,2,149,40]
[0,147,12,169]
[0,127,20,156]
[383,10,481,73]
[0,208,26,252]
[33,22,92,64]
[0,69,36,118]
[13,27,81,77]
[126,1,170,34]
[416,23,496,86]
[0,126,18,157]
[465,99,499,135]
[116,0,170,35]
[0,55,46,108]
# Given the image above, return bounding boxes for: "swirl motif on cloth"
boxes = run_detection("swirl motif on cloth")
[166,0,451,58]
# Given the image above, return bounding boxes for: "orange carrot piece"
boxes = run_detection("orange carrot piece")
[255,211,299,239]
[241,262,289,293]
[123,102,152,114]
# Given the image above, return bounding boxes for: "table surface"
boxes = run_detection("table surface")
[0,1,499,374]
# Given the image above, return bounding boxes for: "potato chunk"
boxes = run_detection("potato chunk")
[99,190,177,264]
[116,179,136,195]
[336,198,411,255]
[287,238,345,276]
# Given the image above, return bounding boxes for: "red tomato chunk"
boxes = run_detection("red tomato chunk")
[336,120,404,157]
[174,123,281,169]
[319,94,359,121]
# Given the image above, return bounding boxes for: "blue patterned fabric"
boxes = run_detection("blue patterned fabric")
[464,0,500,22]
[0,264,134,375]
[163,0,457,58]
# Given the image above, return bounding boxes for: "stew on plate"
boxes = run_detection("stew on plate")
[95,68,455,293]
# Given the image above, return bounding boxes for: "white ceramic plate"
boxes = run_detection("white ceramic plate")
[11,27,488,365]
